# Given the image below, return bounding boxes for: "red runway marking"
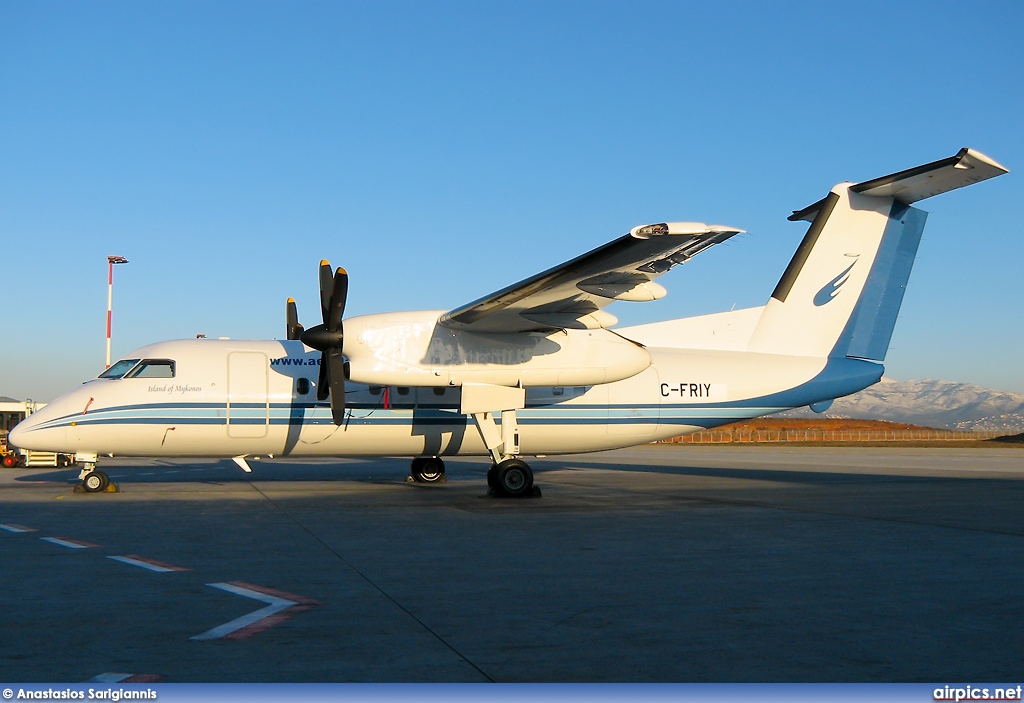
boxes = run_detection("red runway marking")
[228,580,320,605]
[107,554,191,572]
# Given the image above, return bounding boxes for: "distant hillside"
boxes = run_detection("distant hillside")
[780,379,1024,432]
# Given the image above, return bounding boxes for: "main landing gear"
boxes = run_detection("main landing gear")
[487,458,536,497]
[409,456,447,483]
[407,386,541,497]
[470,409,540,498]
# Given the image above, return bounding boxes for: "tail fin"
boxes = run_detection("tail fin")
[747,148,1007,359]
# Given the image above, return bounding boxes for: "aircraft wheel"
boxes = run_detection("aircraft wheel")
[486,463,499,489]
[82,470,109,493]
[411,457,446,483]
[494,458,533,497]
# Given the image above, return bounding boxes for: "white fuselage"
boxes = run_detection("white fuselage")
[10,310,882,460]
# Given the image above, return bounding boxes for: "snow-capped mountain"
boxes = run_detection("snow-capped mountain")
[780,379,1024,432]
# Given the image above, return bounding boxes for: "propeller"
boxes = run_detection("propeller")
[286,298,304,340]
[289,260,349,425]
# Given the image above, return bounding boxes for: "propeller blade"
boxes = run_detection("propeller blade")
[286,298,304,340]
[318,260,333,323]
[327,268,348,333]
[316,355,330,401]
[326,347,346,425]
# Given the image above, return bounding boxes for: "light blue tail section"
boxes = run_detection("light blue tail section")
[833,201,928,361]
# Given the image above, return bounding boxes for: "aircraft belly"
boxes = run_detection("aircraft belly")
[282,406,659,457]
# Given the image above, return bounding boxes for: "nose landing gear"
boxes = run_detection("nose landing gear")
[76,453,116,493]
[81,469,110,493]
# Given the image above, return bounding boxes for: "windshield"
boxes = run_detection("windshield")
[124,359,175,379]
[98,359,140,379]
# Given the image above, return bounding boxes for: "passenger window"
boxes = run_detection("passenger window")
[433,387,446,396]
[397,387,410,396]
[125,359,176,379]
[99,359,140,379]
[296,378,310,395]
[368,386,382,396]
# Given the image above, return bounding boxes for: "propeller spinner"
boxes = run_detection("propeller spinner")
[288,260,349,425]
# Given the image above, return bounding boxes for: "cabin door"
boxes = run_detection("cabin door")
[227,352,269,438]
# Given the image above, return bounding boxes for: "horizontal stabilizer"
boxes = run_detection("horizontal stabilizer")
[790,148,1008,222]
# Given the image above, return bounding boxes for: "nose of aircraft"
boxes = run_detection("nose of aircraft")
[8,398,69,452]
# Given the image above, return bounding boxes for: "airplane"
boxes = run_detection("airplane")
[9,148,1008,496]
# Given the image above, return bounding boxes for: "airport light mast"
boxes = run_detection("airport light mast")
[105,255,129,369]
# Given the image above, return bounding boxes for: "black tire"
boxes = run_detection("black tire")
[82,471,109,493]
[486,463,499,489]
[411,457,446,483]
[495,458,533,497]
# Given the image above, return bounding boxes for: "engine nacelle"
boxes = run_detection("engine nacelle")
[343,311,650,387]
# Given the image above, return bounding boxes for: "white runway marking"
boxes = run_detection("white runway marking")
[191,581,319,641]
[107,554,190,572]
[40,536,98,549]
[0,524,37,533]
[88,673,164,683]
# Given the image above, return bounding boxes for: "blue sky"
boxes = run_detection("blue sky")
[1,1,1021,401]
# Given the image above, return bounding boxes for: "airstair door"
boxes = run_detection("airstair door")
[227,352,269,438]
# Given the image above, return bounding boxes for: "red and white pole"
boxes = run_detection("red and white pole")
[105,255,129,368]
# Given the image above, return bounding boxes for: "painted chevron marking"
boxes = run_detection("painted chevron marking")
[0,524,37,533]
[40,536,99,549]
[191,581,319,641]
[107,554,191,572]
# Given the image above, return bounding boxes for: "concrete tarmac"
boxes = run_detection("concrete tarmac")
[1,445,1022,682]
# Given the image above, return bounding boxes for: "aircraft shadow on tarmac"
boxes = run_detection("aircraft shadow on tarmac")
[12,454,1024,491]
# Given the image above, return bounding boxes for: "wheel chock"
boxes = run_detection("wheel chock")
[71,482,121,494]
[486,485,542,499]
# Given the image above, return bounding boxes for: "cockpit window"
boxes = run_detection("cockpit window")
[124,359,176,379]
[98,359,141,379]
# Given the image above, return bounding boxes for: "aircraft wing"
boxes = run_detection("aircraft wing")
[439,222,743,333]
